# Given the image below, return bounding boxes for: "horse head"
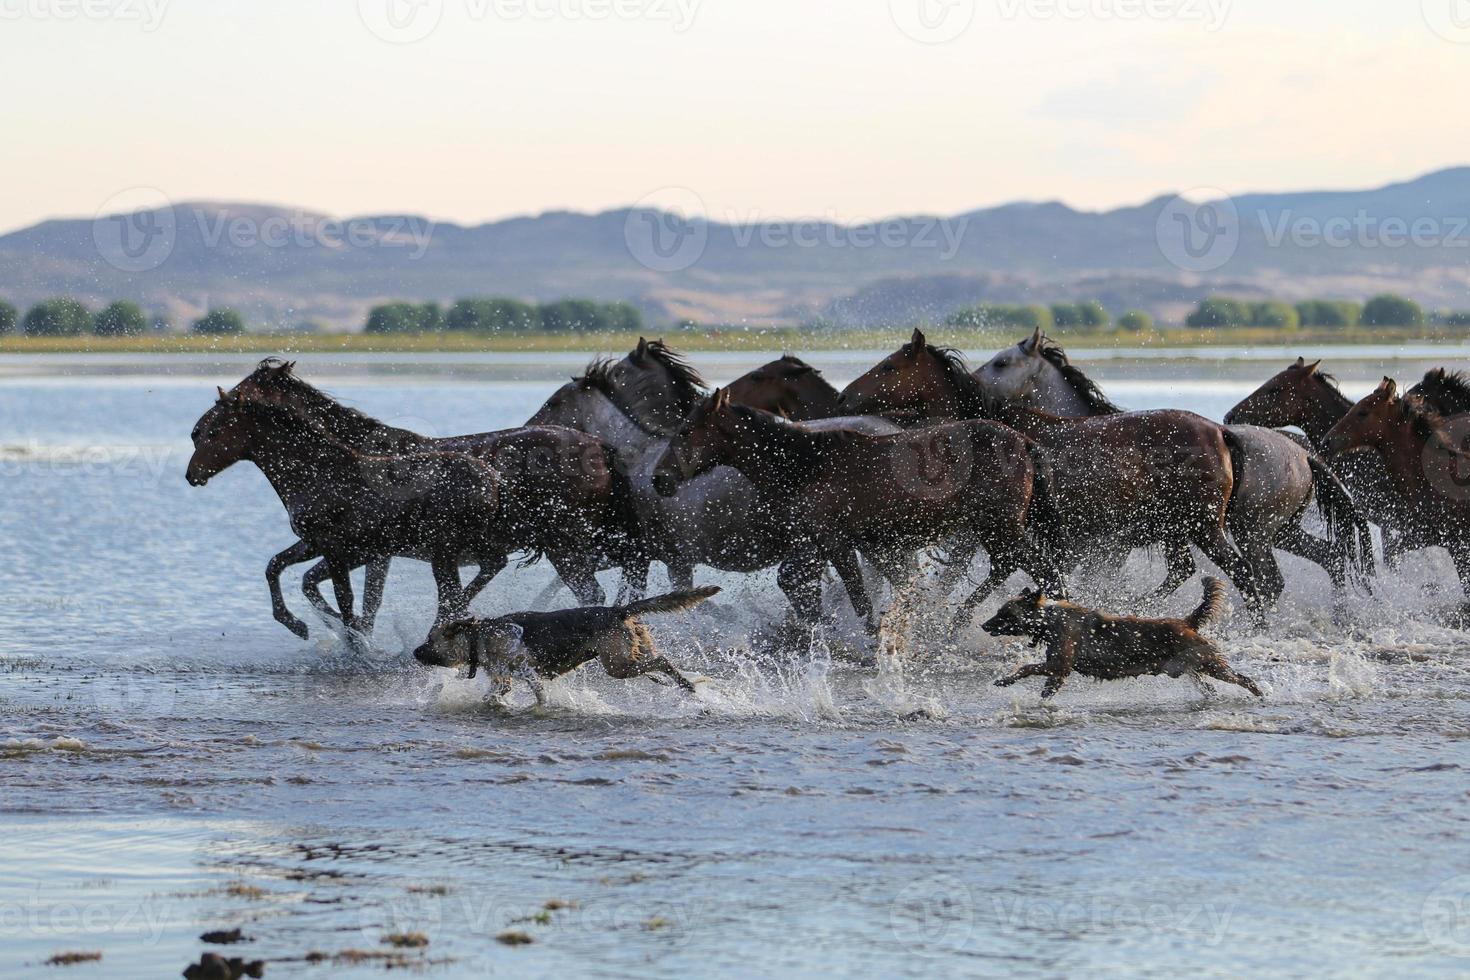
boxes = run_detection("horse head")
[1224,356,1325,428]
[652,388,742,495]
[1323,377,1399,457]
[839,329,983,420]
[726,355,840,421]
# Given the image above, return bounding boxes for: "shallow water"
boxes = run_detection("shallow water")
[4,347,1470,977]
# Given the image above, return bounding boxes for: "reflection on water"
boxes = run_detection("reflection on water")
[4,350,1470,977]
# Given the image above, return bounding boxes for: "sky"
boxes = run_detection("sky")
[1,0,1468,233]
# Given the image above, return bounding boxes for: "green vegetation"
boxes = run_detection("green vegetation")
[92,301,148,337]
[1296,299,1361,328]
[24,297,91,337]
[1361,293,1425,328]
[365,301,443,335]
[0,299,15,335]
[1117,310,1152,333]
[193,308,246,336]
[946,303,1053,331]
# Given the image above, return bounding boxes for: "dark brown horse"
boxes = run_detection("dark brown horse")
[1324,378,1470,621]
[651,389,1060,626]
[215,360,638,638]
[187,391,508,634]
[1225,358,1470,567]
[724,355,843,421]
[839,330,1266,619]
[529,345,904,629]
[971,334,1373,605]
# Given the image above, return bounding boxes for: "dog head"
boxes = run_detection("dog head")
[414,619,524,678]
[413,620,478,670]
[981,589,1052,638]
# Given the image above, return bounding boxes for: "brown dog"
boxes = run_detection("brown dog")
[413,587,717,702]
[982,577,1263,700]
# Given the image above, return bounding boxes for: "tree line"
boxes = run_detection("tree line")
[1181,294,1463,330]
[944,293,1470,334]
[0,298,245,337]
[946,301,1155,334]
[363,298,644,335]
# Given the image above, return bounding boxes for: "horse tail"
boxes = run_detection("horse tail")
[599,441,645,563]
[1185,576,1229,632]
[1022,438,1064,553]
[1220,427,1247,509]
[621,586,720,619]
[1308,453,1376,582]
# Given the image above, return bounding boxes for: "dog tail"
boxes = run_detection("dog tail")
[1185,576,1229,632]
[621,586,720,619]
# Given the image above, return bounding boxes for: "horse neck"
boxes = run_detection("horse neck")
[279,381,423,450]
[581,388,662,451]
[721,412,827,488]
[245,413,364,507]
[1029,361,1098,416]
[1299,382,1354,444]
[1361,416,1438,503]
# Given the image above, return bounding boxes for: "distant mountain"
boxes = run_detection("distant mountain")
[3,169,1469,330]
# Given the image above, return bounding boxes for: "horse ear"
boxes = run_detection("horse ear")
[635,337,648,359]
[1304,359,1321,375]
[1294,356,1305,367]
[216,386,227,401]
[1381,377,1398,398]
[1026,325,1042,353]
[910,327,927,351]
[713,387,730,411]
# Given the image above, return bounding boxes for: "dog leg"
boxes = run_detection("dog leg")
[994,662,1050,687]
[1199,657,1264,698]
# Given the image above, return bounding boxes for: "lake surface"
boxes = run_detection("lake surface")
[3,345,1470,978]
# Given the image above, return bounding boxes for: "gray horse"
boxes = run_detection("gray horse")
[973,328,1373,608]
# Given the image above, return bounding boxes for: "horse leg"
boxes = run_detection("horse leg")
[430,556,468,626]
[303,560,343,624]
[1191,524,1264,627]
[1145,541,1198,604]
[266,541,318,640]
[832,548,877,632]
[616,557,651,605]
[326,557,364,644]
[549,551,605,606]
[460,553,509,608]
[665,559,696,593]
[776,553,826,627]
[359,557,390,636]
[952,558,1017,631]
[1273,522,1345,592]
[1237,536,1284,613]
[1447,544,1470,627]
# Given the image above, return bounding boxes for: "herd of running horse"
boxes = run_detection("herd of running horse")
[183,330,1470,651]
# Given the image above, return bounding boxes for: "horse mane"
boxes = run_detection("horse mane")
[1399,393,1469,457]
[231,389,361,458]
[1409,368,1470,416]
[1032,336,1124,415]
[928,345,994,418]
[244,358,420,447]
[575,357,672,436]
[639,340,708,408]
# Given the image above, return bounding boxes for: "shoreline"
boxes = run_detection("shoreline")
[0,326,1464,355]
